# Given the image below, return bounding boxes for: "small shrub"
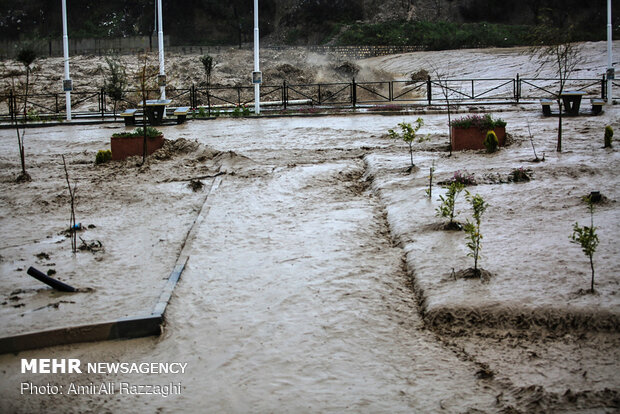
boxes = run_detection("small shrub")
[510,167,531,182]
[26,108,40,122]
[604,125,613,148]
[95,150,112,165]
[451,114,506,130]
[388,118,428,169]
[463,192,488,278]
[198,107,207,118]
[436,181,465,228]
[451,170,477,186]
[232,105,243,117]
[112,126,162,138]
[484,130,499,153]
[570,197,599,293]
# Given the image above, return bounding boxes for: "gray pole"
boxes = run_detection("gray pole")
[607,0,613,105]
[254,0,260,114]
[158,0,166,100]
[62,0,71,121]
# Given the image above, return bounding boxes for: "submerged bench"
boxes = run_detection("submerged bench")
[591,98,605,115]
[540,98,553,116]
[174,107,191,124]
[120,108,138,126]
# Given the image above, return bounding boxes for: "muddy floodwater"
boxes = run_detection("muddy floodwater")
[1,109,619,413]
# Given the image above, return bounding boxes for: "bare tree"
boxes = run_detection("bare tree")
[430,64,458,156]
[530,21,581,152]
[103,57,127,121]
[13,45,38,182]
[62,155,78,253]
[134,54,158,164]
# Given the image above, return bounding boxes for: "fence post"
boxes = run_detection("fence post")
[471,79,475,99]
[283,81,287,110]
[318,84,322,105]
[427,76,432,105]
[602,75,606,100]
[9,89,14,121]
[352,78,357,108]
[101,88,105,119]
[55,94,59,115]
[237,87,241,107]
[515,73,520,102]
[389,81,393,102]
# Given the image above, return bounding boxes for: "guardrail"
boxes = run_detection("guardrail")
[0,74,614,122]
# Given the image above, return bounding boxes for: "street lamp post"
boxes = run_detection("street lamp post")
[61,0,71,121]
[253,0,261,115]
[607,0,614,105]
[157,0,166,100]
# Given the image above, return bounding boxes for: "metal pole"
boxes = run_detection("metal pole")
[607,0,613,105]
[158,0,165,100]
[62,0,71,121]
[253,0,260,114]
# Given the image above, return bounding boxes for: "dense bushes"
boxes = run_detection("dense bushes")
[337,20,533,50]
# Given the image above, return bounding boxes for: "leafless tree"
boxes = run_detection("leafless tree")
[530,21,581,152]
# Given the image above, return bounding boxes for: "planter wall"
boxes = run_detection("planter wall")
[450,126,506,151]
[111,135,164,161]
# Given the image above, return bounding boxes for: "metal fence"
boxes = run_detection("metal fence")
[0,75,614,122]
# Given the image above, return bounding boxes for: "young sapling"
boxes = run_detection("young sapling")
[388,118,428,171]
[436,181,465,229]
[463,191,488,278]
[570,196,599,293]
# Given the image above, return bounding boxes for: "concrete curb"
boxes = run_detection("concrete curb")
[0,176,222,354]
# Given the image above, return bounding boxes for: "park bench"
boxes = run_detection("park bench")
[590,98,605,115]
[540,98,553,116]
[174,106,191,124]
[120,108,138,126]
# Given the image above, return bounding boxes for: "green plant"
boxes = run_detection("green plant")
[510,167,531,182]
[232,105,243,117]
[604,125,613,148]
[484,130,499,153]
[450,114,506,130]
[200,55,214,86]
[463,192,488,278]
[451,170,477,186]
[425,160,435,198]
[570,197,599,293]
[112,126,162,138]
[95,150,112,165]
[26,108,40,122]
[388,118,428,170]
[436,181,465,228]
[198,107,207,118]
[103,57,127,120]
[242,105,250,116]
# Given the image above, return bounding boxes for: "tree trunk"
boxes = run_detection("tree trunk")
[557,99,563,152]
[590,255,595,293]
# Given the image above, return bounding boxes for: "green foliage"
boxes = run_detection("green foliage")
[464,192,488,276]
[604,125,613,148]
[16,46,37,68]
[112,126,162,138]
[103,57,127,103]
[95,149,112,165]
[570,197,599,293]
[232,105,250,117]
[200,55,215,85]
[436,181,465,226]
[510,167,532,182]
[451,114,506,130]
[484,130,499,153]
[337,20,532,49]
[425,160,435,198]
[26,109,40,122]
[388,118,428,168]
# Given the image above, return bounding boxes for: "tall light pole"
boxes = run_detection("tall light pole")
[61,0,71,121]
[253,0,261,115]
[607,0,614,105]
[157,0,166,100]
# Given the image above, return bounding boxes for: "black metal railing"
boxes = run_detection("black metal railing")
[0,74,615,121]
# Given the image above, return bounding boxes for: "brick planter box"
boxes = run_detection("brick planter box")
[450,126,506,151]
[111,135,164,161]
